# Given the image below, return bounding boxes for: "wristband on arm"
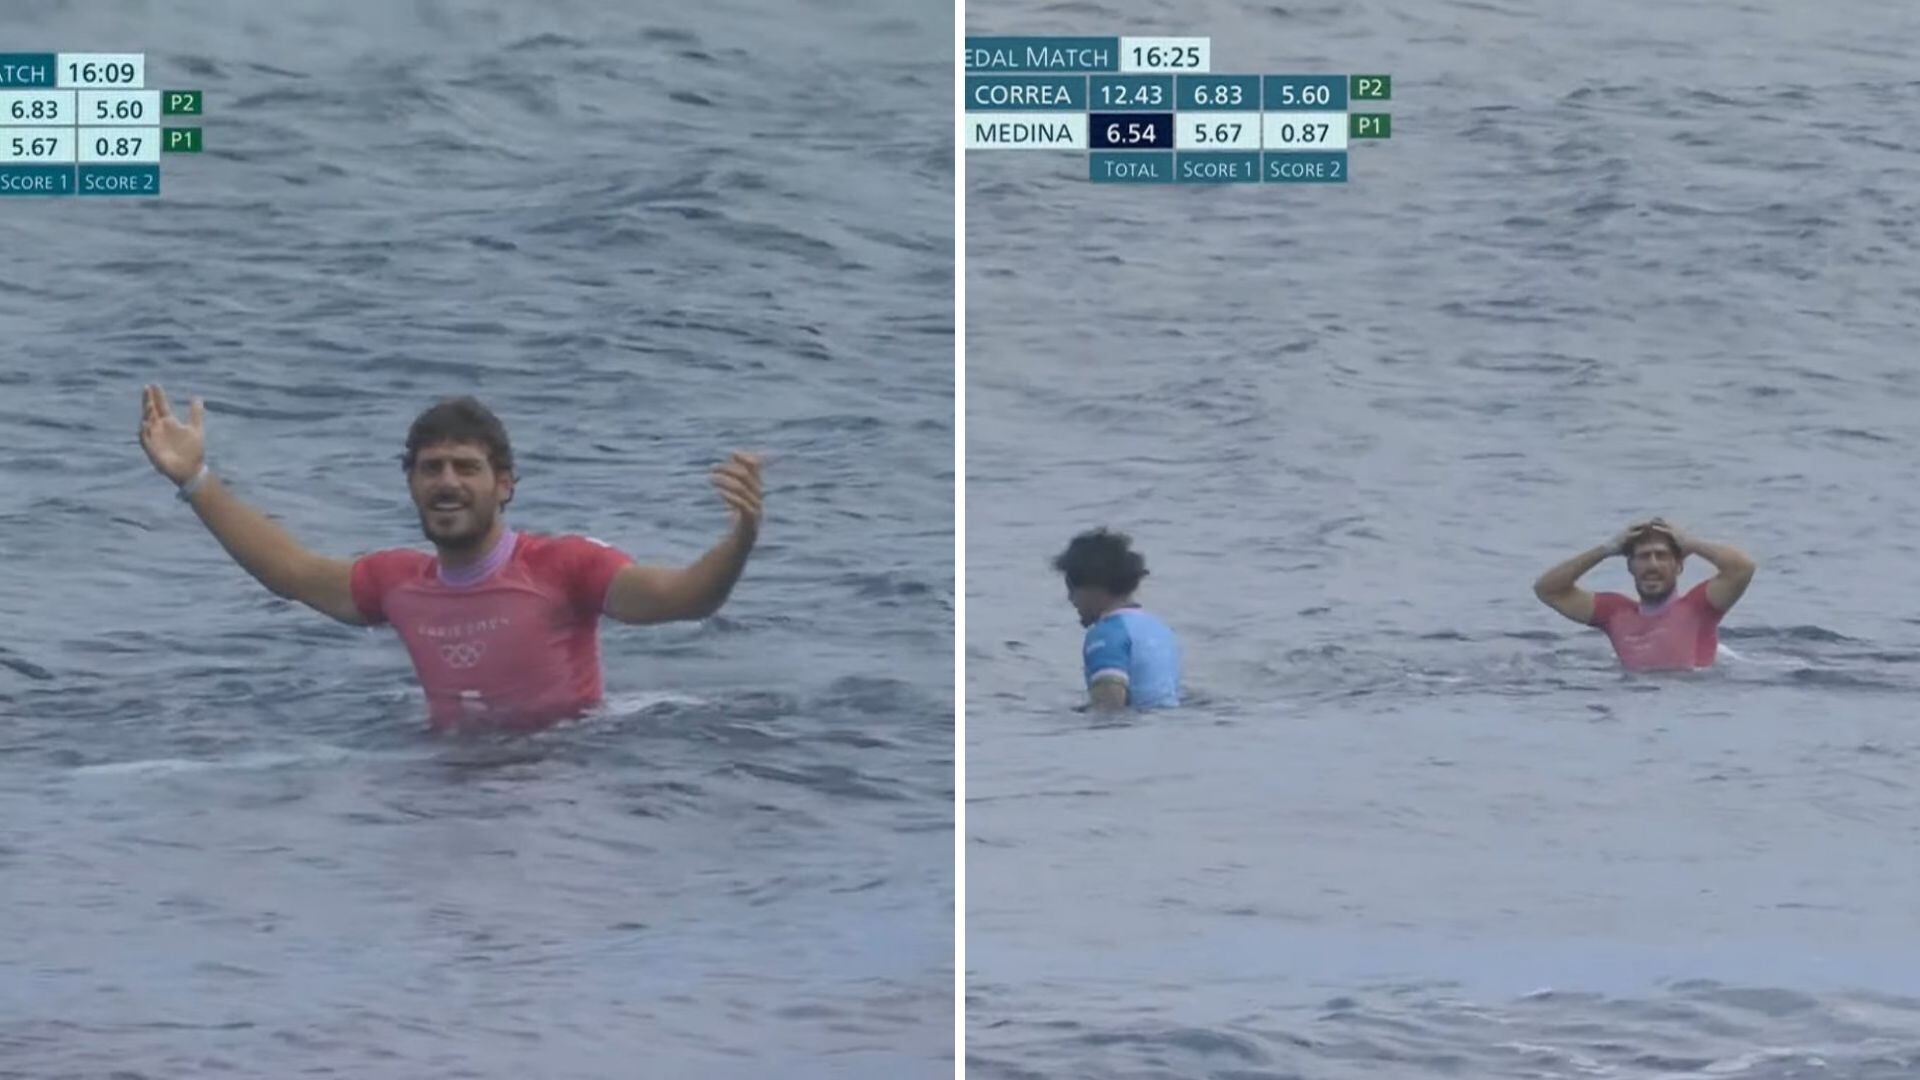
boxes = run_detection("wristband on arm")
[177,463,210,502]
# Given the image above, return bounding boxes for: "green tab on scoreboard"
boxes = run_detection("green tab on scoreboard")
[161,89,202,115]
[163,127,202,152]
[1349,113,1391,139]
[1350,74,1391,100]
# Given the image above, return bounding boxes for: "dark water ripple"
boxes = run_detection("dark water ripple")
[0,0,951,1076]
[971,981,1920,1079]
[967,0,1920,1074]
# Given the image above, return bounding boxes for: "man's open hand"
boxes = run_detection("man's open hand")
[711,451,763,535]
[138,384,205,486]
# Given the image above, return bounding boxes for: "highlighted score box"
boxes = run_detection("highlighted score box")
[77,163,159,195]
[1089,111,1172,150]
[1264,151,1347,183]
[1090,151,1172,183]
[0,163,76,195]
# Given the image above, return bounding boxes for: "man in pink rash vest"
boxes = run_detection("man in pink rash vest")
[1533,518,1757,672]
[138,385,764,730]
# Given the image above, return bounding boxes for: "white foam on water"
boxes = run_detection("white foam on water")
[1713,643,1800,669]
[602,690,714,714]
[70,744,360,778]
[1695,1047,1815,1076]
[67,695,720,779]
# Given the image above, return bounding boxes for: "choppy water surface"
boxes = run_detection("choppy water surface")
[0,1,952,1076]
[967,0,1920,1075]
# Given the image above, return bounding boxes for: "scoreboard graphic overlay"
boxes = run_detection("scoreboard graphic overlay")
[964,36,1390,184]
[0,53,205,197]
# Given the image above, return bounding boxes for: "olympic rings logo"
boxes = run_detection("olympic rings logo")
[440,641,488,668]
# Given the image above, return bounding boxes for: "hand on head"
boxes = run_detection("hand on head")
[1647,517,1695,554]
[138,384,206,485]
[1612,517,1688,557]
[1610,520,1650,556]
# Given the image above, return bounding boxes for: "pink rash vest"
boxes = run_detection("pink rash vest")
[350,529,634,728]
[1589,580,1724,672]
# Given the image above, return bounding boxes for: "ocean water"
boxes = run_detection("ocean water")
[0,1,952,1076]
[965,0,1920,1076]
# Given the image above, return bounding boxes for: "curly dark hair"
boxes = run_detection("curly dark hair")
[1052,527,1149,594]
[400,396,514,476]
[1626,524,1682,559]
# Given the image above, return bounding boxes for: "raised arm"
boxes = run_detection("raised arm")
[1533,523,1639,625]
[1660,521,1757,613]
[139,385,366,626]
[603,451,762,624]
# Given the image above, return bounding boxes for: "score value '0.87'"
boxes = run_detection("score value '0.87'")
[93,134,144,158]
[1272,121,1334,144]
